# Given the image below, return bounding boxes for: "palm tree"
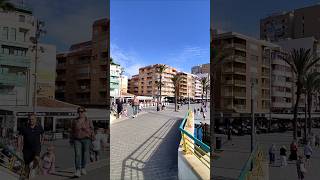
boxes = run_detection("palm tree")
[0,0,15,11]
[200,77,208,104]
[156,64,167,110]
[303,72,320,138]
[280,48,320,140]
[171,74,181,112]
[210,37,232,155]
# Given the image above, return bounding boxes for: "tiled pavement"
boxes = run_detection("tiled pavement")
[212,129,320,180]
[110,104,201,180]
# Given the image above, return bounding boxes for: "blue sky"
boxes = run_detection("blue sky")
[26,0,108,52]
[212,0,320,38]
[111,0,210,77]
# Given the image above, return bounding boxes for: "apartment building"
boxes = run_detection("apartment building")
[261,4,320,41]
[119,74,128,96]
[194,76,202,100]
[176,72,195,100]
[136,64,177,98]
[110,61,121,98]
[128,75,139,95]
[55,18,109,108]
[213,30,276,115]
[191,63,210,74]
[270,49,295,113]
[274,37,320,112]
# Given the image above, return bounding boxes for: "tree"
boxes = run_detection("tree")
[156,64,167,110]
[0,0,15,11]
[280,48,320,140]
[200,77,208,104]
[303,72,320,138]
[210,37,232,155]
[171,74,181,112]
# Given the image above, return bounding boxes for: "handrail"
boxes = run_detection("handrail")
[178,111,210,153]
[238,144,265,180]
[0,141,25,177]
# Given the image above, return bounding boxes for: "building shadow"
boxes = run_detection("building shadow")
[120,116,181,180]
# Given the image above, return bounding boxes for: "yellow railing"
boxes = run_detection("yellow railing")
[179,110,210,169]
[238,145,266,180]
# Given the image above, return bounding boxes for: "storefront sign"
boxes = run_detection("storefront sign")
[16,112,77,117]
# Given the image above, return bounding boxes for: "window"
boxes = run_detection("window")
[19,15,25,22]
[10,28,16,41]
[2,27,8,40]
[19,28,28,42]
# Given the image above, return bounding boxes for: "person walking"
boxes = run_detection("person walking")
[116,99,123,119]
[280,145,287,167]
[304,142,313,167]
[70,107,94,178]
[290,141,298,160]
[132,96,139,118]
[269,144,276,165]
[18,113,44,179]
[296,155,307,180]
[315,134,320,147]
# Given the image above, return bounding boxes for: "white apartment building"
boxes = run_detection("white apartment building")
[0,5,36,106]
[194,76,202,100]
[110,62,121,98]
[275,37,320,112]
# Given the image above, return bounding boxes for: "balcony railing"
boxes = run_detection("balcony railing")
[0,74,26,87]
[0,54,31,67]
[234,43,246,50]
[179,110,210,169]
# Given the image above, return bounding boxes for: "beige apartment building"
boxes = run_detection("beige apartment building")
[176,72,196,100]
[213,30,276,115]
[191,63,210,74]
[261,4,320,42]
[128,75,139,95]
[130,64,177,98]
[55,18,109,108]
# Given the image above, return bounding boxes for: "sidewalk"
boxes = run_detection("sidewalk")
[212,129,320,180]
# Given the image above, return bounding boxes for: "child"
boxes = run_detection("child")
[123,106,128,117]
[90,129,106,162]
[280,145,287,167]
[41,145,55,175]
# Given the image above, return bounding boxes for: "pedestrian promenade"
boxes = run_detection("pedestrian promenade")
[111,103,207,180]
[212,129,320,180]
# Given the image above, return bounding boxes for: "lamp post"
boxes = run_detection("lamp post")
[30,20,46,114]
[250,81,255,154]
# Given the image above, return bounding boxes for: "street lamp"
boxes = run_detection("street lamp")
[30,20,46,114]
[250,80,257,154]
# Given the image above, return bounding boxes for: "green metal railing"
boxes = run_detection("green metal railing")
[238,145,265,180]
[179,110,210,168]
[0,141,25,178]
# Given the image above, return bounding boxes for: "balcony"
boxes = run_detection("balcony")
[77,86,90,93]
[234,56,246,63]
[234,43,246,51]
[0,74,26,87]
[110,83,119,89]
[56,63,66,69]
[77,73,90,79]
[235,104,246,111]
[56,76,66,81]
[0,54,31,67]
[234,91,246,98]
[55,87,65,92]
[234,80,246,87]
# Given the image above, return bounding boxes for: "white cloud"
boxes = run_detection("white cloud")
[163,46,209,72]
[111,43,145,77]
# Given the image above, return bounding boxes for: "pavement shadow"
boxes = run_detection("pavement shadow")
[120,116,181,180]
